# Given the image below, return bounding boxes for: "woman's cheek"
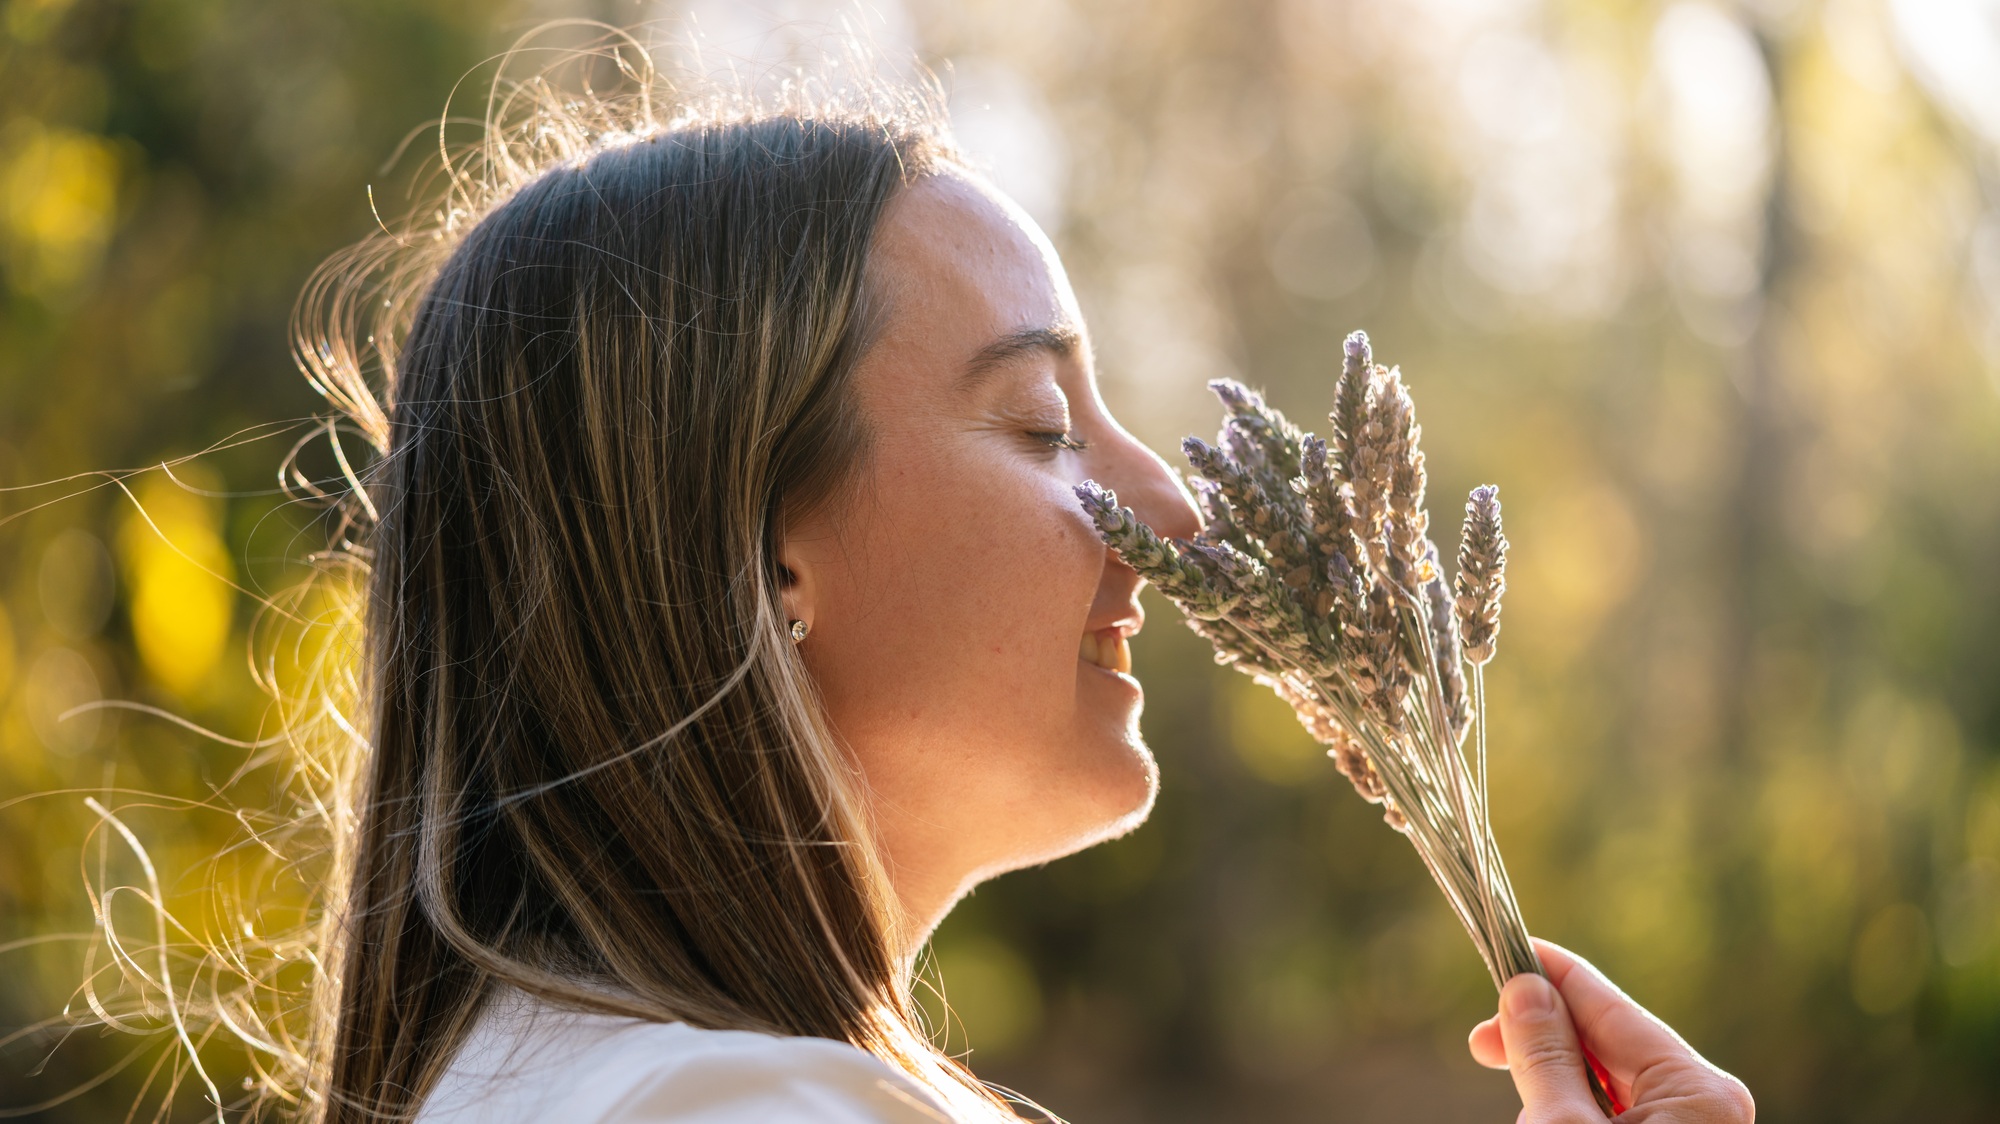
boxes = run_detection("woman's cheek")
[1013,475,1105,611]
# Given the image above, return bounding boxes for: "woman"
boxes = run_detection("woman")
[294,53,1754,1124]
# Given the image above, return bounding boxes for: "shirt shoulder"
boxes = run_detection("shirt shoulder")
[418,989,961,1124]
[596,1028,959,1124]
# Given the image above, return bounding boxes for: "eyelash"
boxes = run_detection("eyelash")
[1030,430,1091,452]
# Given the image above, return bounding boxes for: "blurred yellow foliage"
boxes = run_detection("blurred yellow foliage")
[4,0,78,43]
[0,600,14,700]
[117,473,234,698]
[1508,480,1644,667]
[0,119,119,300]
[35,528,113,641]
[1851,901,1932,1015]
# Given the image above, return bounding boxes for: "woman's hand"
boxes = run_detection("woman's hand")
[1467,939,1754,1123]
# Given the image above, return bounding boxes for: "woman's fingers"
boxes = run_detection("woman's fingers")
[1471,942,1754,1121]
[1527,939,1756,1120]
[1530,939,1685,1087]
[1531,940,1724,1110]
[1467,1016,1506,1069]
[1497,971,1604,1121]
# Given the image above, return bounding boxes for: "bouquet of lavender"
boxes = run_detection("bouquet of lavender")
[1076,331,1614,1115]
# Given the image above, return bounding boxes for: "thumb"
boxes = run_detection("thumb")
[1498,972,1598,1122]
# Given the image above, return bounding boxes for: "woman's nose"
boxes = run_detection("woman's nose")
[1100,431,1202,543]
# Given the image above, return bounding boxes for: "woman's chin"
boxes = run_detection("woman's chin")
[1081,758,1158,847]
[959,746,1157,896]
[1090,674,1160,800]
[1037,734,1160,863]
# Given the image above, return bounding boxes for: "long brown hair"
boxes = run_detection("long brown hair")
[284,36,1025,1123]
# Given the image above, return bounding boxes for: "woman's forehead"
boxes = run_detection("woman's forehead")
[867,171,1081,346]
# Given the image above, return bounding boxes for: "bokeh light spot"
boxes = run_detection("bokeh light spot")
[1851,902,1932,1014]
[924,935,1044,1060]
[118,473,234,699]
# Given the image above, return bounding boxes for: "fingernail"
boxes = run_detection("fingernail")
[1503,973,1555,1017]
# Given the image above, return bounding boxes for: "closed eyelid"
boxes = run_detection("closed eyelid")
[990,370,1072,414]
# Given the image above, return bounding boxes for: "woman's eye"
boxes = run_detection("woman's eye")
[1029,430,1091,452]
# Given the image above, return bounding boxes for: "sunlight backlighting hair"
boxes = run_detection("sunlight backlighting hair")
[64,23,1055,1124]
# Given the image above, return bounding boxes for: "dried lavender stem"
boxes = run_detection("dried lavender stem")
[1265,630,1524,986]
[1281,664,1508,980]
[1397,597,1507,969]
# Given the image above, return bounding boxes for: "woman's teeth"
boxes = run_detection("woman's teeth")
[1080,628,1132,674]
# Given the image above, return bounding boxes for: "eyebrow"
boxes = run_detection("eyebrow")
[959,324,1084,391]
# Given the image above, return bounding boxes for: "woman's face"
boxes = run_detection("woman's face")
[780,171,1200,946]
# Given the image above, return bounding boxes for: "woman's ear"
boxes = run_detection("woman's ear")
[776,533,817,638]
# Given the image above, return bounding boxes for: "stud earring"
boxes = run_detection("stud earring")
[789,619,810,643]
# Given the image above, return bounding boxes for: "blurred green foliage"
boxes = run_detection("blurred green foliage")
[4,1,1999,1121]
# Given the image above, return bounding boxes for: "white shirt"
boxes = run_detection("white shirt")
[418,988,963,1124]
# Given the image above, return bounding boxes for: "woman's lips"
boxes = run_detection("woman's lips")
[1079,626,1132,674]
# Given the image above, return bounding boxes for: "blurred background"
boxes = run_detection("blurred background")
[3,0,1999,1119]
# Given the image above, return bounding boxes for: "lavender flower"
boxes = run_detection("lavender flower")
[1074,481,1239,620]
[1210,378,1305,484]
[1292,433,1370,623]
[1189,477,1238,546]
[1376,367,1430,580]
[1075,330,1573,1063]
[1454,484,1508,666]
[1331,331,1374,488]
[1182,435,1316,590]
